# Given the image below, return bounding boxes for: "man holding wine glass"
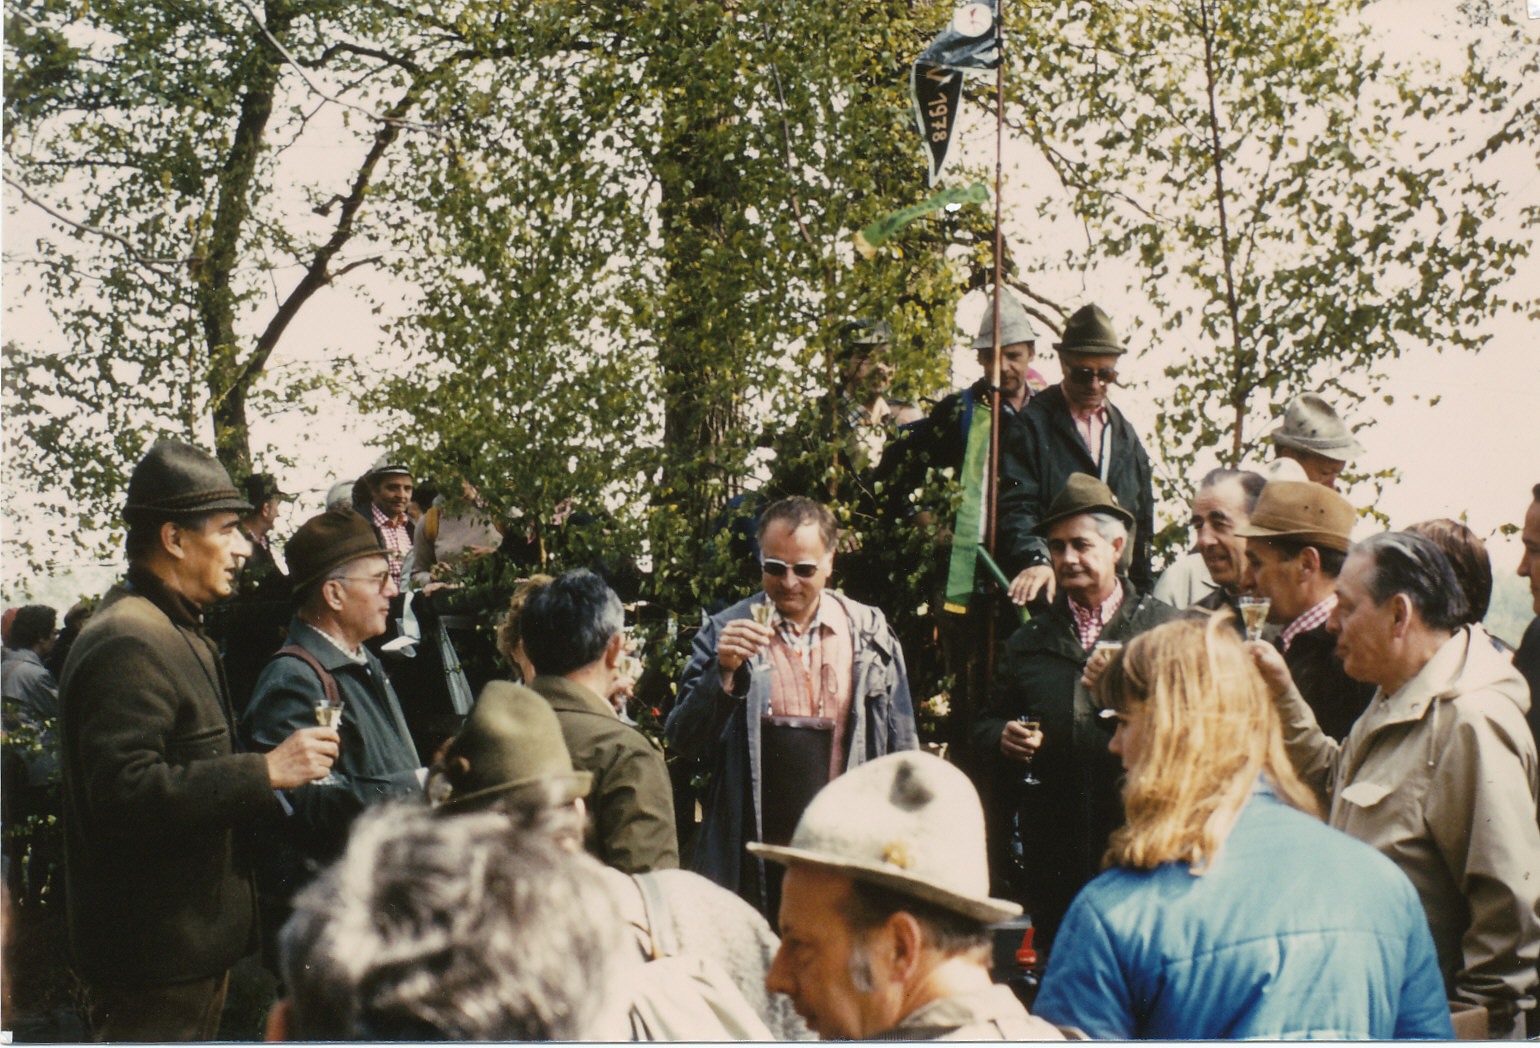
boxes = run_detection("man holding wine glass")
[59,441,342,1041]
[241,510,425,966]
[972,474,1176,954]
[1235,480,1374,741]
[668,496,916,919]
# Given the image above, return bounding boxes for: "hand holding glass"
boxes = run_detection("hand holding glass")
[1018,716,1042,786]
[1238,596,1271,642]
[314,700,345,785]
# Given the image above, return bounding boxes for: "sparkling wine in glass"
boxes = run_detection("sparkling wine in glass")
[1018,716,1042,787]
[1238,596,1271,642]
[314,701,345,786]
[749,600,775,670]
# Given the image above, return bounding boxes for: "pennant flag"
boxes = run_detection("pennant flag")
[854,182,989,258]
[911,1,1001,185]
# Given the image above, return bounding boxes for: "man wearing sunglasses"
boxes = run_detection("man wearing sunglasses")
[667,496,917,919]
[997,304,1155,605]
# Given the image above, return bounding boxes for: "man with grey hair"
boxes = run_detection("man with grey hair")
[753,750,1064,1040]
[1252,530,1540,1038]
[272,803,633,1041]
[974,474,1177,951]
[523,568,678,873]
[1267,392,1365,490]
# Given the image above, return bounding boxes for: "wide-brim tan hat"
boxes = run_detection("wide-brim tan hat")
[748,751,1021,925]
[1233,480,1355,552]
[1268,393,1364,460]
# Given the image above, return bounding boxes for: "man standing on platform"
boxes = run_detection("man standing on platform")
[998,304,1155,602]
[668,496,916,917]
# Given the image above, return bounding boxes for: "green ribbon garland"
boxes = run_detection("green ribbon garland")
[855,183,989,259]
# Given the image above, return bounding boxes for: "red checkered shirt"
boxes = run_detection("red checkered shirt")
[1279,593,1336,653]
[370,503,412,585]
[1069,585,1124,652]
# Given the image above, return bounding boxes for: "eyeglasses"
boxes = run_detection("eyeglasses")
[1066,365,1118,386]
[760,557,825,579]
[331,569,394,592]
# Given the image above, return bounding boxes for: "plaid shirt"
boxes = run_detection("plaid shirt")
[1279,593,1336,653]
[772,600,825,674]
[1069,585,1124,652]
[370,503,412,584]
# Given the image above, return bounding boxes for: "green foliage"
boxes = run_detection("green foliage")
[1006,0,1529,528]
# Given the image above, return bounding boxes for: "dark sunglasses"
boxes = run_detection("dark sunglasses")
[1066,365,1118,385]
[760,557,823,579]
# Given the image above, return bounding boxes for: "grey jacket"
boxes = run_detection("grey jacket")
[1273,626,1540,1032]
[666,590,917,910]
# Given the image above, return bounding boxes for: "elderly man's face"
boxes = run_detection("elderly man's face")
[1191,478,1251,592]
[978,342,1035,403]
[1058,350,1120,415]
[1241,539,1304,624]
[1327,551,1398,686]
[1293,450,1346,489]
[329,554,398,643]
[1048,514,1122,608]
[371,476,414,520]
[1519,498,1540,615]
[172,512,252,607]
[760,519,833,623]
[843,343,894,402]
[766,866,900,1040]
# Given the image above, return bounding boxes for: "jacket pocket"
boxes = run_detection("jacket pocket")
[166,724,231,764]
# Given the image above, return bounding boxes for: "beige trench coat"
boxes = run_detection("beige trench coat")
[1273,627,1540,1033]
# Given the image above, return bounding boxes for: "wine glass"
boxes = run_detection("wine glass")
[1018,716,1042,786]
[749,599,776,670]
[1238,596,1271,642]
[314,699,345,786]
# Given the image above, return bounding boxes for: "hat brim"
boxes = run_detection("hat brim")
[1031,502,1135,539]
[1269,429,1364,460]
[746,842,1022,925]
[1054,342,1126,356]
[1232,522,1352,553]
[290,544,389,595]
[439,769,592,814]
[125,494,254,519]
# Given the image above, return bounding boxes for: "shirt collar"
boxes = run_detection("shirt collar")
[1279,593,1336,653]
[1069,583,1123,623]
[299,619,368,664]
[370,502,407,530]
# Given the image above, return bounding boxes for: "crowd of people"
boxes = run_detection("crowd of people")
[2,292,1538,1041]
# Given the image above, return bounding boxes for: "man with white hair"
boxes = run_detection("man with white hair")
[752,750,1064,1040]
[974,474,1177,950]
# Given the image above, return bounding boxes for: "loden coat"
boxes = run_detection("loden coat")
[973,581,1177,947]
[59,568,275,988]
[996,385,1155,592]
[1273,625,1540,1034]
[530,674,679,873]
[666,591,916,911]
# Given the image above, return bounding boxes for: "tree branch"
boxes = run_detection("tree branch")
[3,173,185,280]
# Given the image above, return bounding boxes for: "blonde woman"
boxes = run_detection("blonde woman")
[1032,615,1451,1039]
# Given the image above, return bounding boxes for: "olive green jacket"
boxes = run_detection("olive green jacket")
[530,675,678,873]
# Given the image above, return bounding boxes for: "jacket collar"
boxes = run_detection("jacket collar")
[1372,626,1526,728]
[125,563,204,629]
[531,674,614,718]
[287,618,371,672]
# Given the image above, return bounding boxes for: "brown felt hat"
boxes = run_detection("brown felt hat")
[1054,304,1125,356]
[438,681,592,814]
[749,751,1021,925]
[123,440,252,522]
[1031,473,1135,537]
[286,509,387,594]
[1234,481,1356,552]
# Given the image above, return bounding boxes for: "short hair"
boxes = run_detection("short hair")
[496,574,555,673]
[1096,615,1321,873]
[279,804,626,1041]
[1353,531,1469,632]
[839,877,990,964]
[1085,511,1129,546]
[1259,536,1348,579]
[124,512,216,565]
[8,606,56,650]
[756,496,838,552]
[520,569,623,677]
[1198,468,1267,515]
[1404,519,1491,625]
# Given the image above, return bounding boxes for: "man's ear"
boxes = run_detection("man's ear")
[1110,532,1127,560]
[1298,545,1323,578]
[1390,593,1415,637]
[883,911,926,982]
[159,520,186,561]
[604,630,625,667]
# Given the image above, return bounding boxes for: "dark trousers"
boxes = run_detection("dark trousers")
[90,972,229,1042]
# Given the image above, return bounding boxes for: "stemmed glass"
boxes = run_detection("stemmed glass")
[314,698,345,786]
[1238,596,1271,642]
[750,599,776,670]
[1018,716,1042,786]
